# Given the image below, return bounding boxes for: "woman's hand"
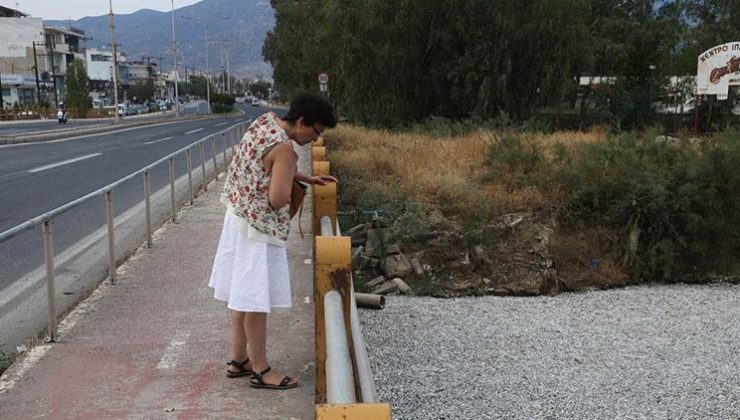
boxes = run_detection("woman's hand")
[309,175,338,186]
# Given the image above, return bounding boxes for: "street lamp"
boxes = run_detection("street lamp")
[182,15,229,114]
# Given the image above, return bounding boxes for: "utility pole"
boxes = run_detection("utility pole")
[142,56,154,82]
[0,67,4,110]
[171,0,179,117]
[109,0,121,122]
[182,16,228,113]
[32,41,41,105]
[226,53,230,94]
[47,39,58,107]
[205,22,210,112]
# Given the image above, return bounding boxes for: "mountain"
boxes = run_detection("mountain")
[46,0,275,79]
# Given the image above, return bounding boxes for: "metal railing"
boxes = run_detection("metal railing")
[312,139,391,419]
[0,121,248,342]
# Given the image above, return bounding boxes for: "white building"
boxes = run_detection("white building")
[42,26,86,104]
[85,48,129,105]
[0,6,45,108]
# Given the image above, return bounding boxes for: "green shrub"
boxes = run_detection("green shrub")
[551,132,740,281]
[483,132,549,189]
[210,93,236,114]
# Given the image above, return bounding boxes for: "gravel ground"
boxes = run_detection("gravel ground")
[358,283,740,419]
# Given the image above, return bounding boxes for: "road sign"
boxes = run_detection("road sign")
[318,72,330,85]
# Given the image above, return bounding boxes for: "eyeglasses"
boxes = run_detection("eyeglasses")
[312,125,323,137]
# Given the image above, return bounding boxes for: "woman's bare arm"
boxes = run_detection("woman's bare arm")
[266,142,297,209]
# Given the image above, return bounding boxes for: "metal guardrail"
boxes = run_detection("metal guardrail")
[312,139,391,419]
[0,121,248,342]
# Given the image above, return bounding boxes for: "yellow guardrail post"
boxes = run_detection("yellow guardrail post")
[315,236,352,403]
[313,161,330,176]
[312,139,391,419]
[313,183,337,236]
[312,146,326,161]
[316,403,392,419]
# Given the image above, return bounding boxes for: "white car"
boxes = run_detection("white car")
[251,98,259,107]
[235,96,246,103]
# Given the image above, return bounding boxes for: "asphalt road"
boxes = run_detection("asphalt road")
[0,102,263,293]
[0,119,107,135]
[0,101,208,136]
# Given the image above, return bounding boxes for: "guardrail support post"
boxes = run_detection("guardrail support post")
[105,191,117,284]
[316,403,391,419]
[313,183,338,236]
[42,220,57,342]
[312,146,326,162]
[143,171,152,247]
[169,158,177,223]
[313,161,330,176]
[315,236,352,403]
[186,148,194,205]
[199,142,207,192]
[211,136,218,179]
[222,132,227,169]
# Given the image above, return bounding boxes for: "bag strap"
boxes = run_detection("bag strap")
[297,195,305,239]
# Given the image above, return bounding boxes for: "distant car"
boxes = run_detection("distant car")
[251,98,259,107]
[235,96,245,103]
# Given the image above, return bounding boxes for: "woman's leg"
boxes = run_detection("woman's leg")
[245,311,298,386]
[228,310,250,373]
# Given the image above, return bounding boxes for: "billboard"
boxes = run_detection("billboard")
[696,42,740,100]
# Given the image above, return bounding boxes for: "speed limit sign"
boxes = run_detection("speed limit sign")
[318,72,330,85]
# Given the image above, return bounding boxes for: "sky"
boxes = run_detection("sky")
[2,0,202,20]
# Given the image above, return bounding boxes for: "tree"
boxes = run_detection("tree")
[64,58,90,116]
[265,0,593,127]
[128,81,156,103]
[185,75,212,99]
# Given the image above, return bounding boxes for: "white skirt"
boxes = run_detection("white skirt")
[208,211,292,312]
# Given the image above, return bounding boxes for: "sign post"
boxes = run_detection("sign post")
[318,71,330,98]
[695,42,740,132]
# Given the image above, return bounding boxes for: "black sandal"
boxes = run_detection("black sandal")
[226,358,254,378]
[249,366,298,390]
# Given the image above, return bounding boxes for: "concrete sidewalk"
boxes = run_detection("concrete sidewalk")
[0,147,316,418]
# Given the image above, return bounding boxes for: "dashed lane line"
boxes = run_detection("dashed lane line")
[27,153,101,173]
[143,136,174,145]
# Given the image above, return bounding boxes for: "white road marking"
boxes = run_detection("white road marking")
[156,332,190,369]
[185,128,204,135]
[304,259,311,264]
[304,296,311,304]
[143,136,173,145]
[27,153,101,173]
[214,122,227,127]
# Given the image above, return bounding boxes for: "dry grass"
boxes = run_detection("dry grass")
[325,124,607,216]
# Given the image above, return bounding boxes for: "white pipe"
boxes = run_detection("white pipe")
[324,290,356,404]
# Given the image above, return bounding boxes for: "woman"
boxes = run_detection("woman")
[208,93,337,390]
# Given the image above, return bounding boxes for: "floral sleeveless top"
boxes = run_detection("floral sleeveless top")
[221,113,293,241]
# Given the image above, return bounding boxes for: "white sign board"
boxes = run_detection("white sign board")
[318,72,329,85]
[696,42,740,100]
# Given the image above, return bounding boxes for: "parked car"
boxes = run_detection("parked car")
[235,96,245,103]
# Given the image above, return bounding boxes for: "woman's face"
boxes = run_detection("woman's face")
[293,117,325,146]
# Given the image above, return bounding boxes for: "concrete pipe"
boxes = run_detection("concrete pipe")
[355,293,385,309]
